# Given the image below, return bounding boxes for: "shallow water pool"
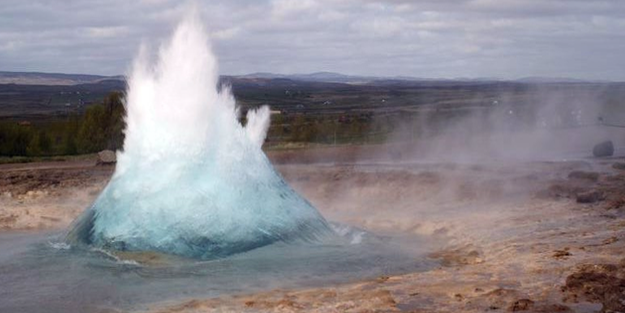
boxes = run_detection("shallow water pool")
[0,224,435,313]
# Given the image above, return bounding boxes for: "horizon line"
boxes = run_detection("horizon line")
[0,69,619,83]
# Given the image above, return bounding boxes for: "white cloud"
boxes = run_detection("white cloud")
[85,26,129,38]
[0,41,19,52]
[271,0,317,19]
[318,10,346,22]
[350,16,407,37]
[210,27,240,40]
[0,0,623,80]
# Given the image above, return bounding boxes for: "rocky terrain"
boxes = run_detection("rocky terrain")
[1,149,625,312]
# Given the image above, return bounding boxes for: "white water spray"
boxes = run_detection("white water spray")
[67,14,331,259]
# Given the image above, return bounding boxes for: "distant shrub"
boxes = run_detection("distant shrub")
[77,91,125,154]
[0,123,33,156]
[0,91,125,157]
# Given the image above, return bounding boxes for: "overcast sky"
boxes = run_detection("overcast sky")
[1,0,624,80]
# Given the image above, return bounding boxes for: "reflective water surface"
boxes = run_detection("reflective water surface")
[0,225,435,313]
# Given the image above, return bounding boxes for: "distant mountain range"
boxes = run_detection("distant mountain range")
[0,70,612,86]
[240,71,473,84]
[0,71,124,86]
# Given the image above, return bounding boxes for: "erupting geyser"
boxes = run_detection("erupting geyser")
[66,15,332,259]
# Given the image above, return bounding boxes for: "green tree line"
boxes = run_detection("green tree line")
[0,92,125,157]
[1,91,467,158]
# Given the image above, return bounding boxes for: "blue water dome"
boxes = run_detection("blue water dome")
[66,15,332,259]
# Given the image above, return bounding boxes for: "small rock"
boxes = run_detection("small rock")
[601,236,618,245]
[576,190,604,203]
[613,162,625,170]
[568,171,599,181]
[97,150,117,165]
[508,299,534,311]
[553,249,572,259]
[535,303,572,312]
[0,214,18,225]
[593,140,614,157]
[430,246,484,266]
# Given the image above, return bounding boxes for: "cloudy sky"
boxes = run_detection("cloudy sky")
[1,0,624,80]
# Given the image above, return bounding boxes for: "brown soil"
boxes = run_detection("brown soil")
[563,260,625,313]
[0,161,112,230]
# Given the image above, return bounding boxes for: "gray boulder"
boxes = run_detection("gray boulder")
[97,150,117,165]
[576,190,604,203]
[593,140,614,157]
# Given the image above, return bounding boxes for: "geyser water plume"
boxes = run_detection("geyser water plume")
[66,15,332,259]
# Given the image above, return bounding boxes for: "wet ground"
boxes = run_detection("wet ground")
[1,148,625,312]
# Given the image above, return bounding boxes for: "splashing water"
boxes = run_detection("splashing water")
[66,15,332,259]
